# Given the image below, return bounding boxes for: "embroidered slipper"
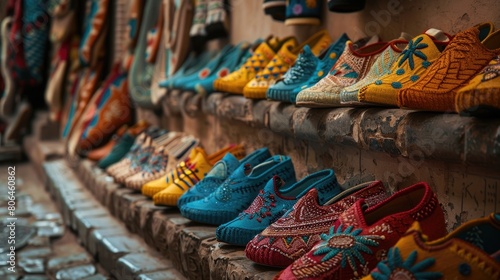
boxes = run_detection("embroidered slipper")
[214,36,293,94]
[352,29,453,106]
[267,33,349,103]
[245,181,388,267]
[205,0,229,39]
[398,23,500,112]
[152,144,247,206]
[275,182,447,280]
[189,0,208,49]
[295,40,391,107]
[363,213,500,280]
[178,147,271,208]
[455,54,500,117]
[179,155,296,225]
[340,33,412,106]
[243,29,332,99]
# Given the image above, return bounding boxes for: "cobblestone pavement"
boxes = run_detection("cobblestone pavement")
[0,161,109,280]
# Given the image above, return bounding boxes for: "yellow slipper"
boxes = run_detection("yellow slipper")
[213,36,294,94]
[142,144,246,198]
[152,144,246,206]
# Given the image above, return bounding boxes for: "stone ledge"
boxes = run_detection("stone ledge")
[42,160,186,280]
[162,91,500,167]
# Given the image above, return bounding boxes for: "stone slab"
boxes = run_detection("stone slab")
[47,253,94,272]
[137,269,187,280]
[76,216,123,248]
[226,257,280,280]
[72,208,109,231]
[87,228,129,258]
[97,235,146,272]
[113,253,172,280]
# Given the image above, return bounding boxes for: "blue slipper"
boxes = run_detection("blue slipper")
[178,147,271,208]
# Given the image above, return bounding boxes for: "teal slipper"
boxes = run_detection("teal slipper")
[171,44,235,91]
[158,50,217,89]
[178,147,271,208]
[180,155,296,226]
[181,42,252,94]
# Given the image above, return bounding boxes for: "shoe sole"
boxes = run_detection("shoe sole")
[213,80,245,95]
[216,226,257,246]
[295,100,349,108]
[267,89,295,103]
[285,18,320,26]
[153,192,181,206]
[180,206,237,226]
[262,1,286,9]
[243,88,268,99]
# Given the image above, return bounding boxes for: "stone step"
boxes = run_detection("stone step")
[42,157,281,280]
[77,158,282,279]
[42,159,187,280]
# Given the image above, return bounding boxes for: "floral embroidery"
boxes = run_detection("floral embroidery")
[398,37,428,70]
[371,248,443,280]
[293,4,303,15]
[312,225,383,272]
[240,188,277,222]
